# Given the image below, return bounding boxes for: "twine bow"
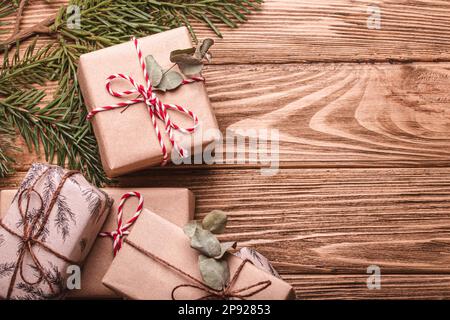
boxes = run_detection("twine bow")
[87,37,203,165]
[0,167,79,299]
[99,192,144,256]
[124,239,272,300]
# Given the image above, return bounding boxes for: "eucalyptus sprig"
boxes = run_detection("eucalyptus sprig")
[145,38,214,92]
[0,0,263,183]
[183,210,237,291]
[171,38,214,76]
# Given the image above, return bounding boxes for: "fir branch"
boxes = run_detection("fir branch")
[17,163,47,193]
[0,88,109,185]
[42,168,57,208]
[0,38,56,96]
[0,114,16,177]
[54,194,76,241]
[15,207,50,242]
[0,262,15,278]
[0,0,17,36]
[2,0,263,47]
[29,262,64,291]
[44,263,64,291]
[81,187,102,219]
[15,282,48,300]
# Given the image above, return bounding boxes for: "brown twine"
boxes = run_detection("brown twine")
[123,238,272,300]
[0,167,79,299]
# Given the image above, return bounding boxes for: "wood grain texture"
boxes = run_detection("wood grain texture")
[3,0,450,63]
[197,0,450,63]
[2,0,450,300]
[207,62,450,167]
[3,167,450,275]
[110,167,450,275]
[292,274,450,299]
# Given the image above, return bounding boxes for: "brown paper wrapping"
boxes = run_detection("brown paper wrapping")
[0,164,112,299]
[1,187,195,299]
[77,27,219,177]
[102,211,295,300]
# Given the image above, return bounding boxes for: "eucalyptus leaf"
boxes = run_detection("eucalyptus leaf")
[178,62,204,76]
[183,221,201,238]
[199,255,230,291]
[171,47,196,57]
[195,38,215,59]
[190,227,221,258]
[215,241,237,259]
[156,71,183,92]
[204,52,212,63]
[170,47,200,65]
[202,210,228,234]
[145,55,163,87]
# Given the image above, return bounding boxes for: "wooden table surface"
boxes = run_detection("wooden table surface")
[2,0,450,299]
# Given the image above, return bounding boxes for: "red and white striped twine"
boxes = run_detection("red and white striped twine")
[87,37,203,165]
[99,192,144,256]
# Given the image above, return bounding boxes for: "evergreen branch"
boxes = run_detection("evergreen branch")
[0,106,17,177]
[0,88,109,185]
[0,0,17,35]
[1,0,262,46]
[0,120,16,177]
[0,0,17,16]
[0,38,57,96]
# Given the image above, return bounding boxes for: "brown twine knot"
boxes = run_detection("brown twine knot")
[123,238,272,300]
[0,167,79,299]
[171,259,272,300]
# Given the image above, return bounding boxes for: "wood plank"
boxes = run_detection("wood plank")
[3,0,450,63]
[290,274,450,299]
[3,167,450,274]
[206,62,450,168]
[194,0,450,63]
[6,62,450,170]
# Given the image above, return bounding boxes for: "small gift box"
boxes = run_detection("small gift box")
[78,27,219,177]
[1,187,195,299]
[0,164,112,299]
[102,211,295,300]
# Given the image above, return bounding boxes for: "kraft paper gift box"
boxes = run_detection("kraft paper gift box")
[0,164,112,299]
[1,187,195,299]
[77,26,219,177]
[102,211,296,300]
